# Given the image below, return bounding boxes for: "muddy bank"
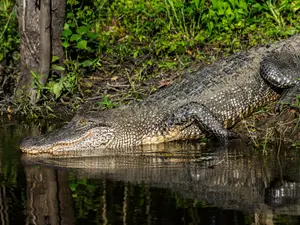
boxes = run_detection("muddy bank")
[233,104,299,147]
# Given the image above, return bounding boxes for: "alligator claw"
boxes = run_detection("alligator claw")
[275,101,287,113]
[275,85,300,113]
[275,98,299,113]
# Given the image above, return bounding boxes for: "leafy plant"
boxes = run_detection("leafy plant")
[96,94,117,109]
[0,0,18,61]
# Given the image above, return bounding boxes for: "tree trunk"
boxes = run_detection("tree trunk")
[37,0,51,104]
[15,0,65,104]
[51,0,66,72]
[15,0,40,103]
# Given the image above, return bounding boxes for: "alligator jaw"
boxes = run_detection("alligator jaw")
[20,134,85,156]
[20,131,93,155]
[20,121,114,156]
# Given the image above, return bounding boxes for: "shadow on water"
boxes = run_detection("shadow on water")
[1,117,300,224]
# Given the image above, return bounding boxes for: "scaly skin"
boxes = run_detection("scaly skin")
[20,35,300,155]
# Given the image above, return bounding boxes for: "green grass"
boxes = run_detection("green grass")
[60,0,300,105]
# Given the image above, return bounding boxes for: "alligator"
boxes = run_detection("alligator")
[20,34,300,155]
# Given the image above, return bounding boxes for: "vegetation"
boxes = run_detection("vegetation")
[0,0,299,116]
[0,0,19,97]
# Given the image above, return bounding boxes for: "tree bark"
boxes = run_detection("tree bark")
[51,0,66,72]
[15,0,65,104]
[36,0,51,104]
[15,0,40,103]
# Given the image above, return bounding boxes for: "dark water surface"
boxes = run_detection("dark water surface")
[1,117,300,225]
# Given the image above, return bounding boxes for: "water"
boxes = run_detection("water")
[1,117,300,225]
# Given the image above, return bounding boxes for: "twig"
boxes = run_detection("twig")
[107,83,130,88]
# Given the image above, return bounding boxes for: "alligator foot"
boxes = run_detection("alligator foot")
[165,102,240,142]
[275,84,300,113]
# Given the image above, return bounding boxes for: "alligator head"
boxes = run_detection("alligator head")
[20,112,115,156]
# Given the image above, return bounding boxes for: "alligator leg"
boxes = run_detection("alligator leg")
[260,53,300,112]
[165,102,239,142]
[275,85,300,112]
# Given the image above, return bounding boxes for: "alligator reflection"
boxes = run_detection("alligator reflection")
[22,142,300,224]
